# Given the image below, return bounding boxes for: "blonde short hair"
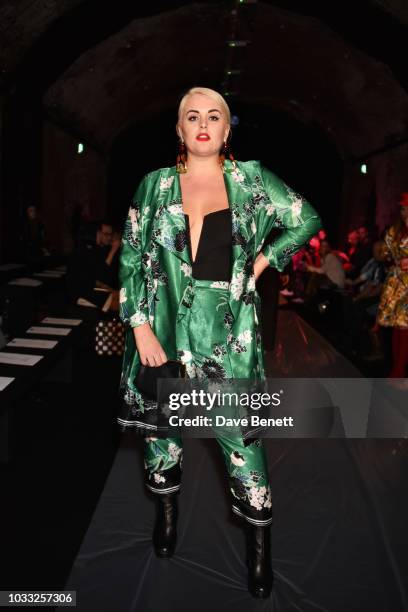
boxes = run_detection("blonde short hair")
[177,87,231,125]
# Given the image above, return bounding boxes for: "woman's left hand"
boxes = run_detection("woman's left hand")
[253,253,269,281]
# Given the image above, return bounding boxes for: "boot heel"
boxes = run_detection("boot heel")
[152,493,178,558]
[246,524,273,598]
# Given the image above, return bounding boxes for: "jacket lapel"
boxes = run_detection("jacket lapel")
[223,161,258,322]
[151,162,255,270]
[223,160,256,263]
[151,166,191,265]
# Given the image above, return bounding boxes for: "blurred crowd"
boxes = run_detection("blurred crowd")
[8,192,408,382]
[279,192,408,382]
[65,219,121,312]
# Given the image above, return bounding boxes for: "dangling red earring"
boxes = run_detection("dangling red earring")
[221,131,237,173]
[176,139,187,173]
[228,146,237,171]
[219,140,227,169]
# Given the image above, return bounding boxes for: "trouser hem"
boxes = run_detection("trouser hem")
[117,418,157,431]
[146,484,181,494]
[232,504,273,526]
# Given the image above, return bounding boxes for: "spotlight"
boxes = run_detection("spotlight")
[317,300,330,314]
[77,143,85,154]
[360,163,367,174]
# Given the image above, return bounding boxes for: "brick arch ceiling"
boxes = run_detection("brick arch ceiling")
[43,3,408,158]
[1,1,407,157]
[1,0,407,76]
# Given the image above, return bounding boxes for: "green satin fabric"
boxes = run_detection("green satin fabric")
[176,280,235,379]
[117,159,322,431]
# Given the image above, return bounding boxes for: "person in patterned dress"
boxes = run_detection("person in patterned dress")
[376,193,408,382]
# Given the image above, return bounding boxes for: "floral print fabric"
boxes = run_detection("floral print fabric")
[143,278,273,525]
[376,225,408,328]
[144,435,273,526]
[117,160,322,432]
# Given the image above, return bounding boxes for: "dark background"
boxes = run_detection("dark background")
[1,0,407,259]
[1,2,408,608]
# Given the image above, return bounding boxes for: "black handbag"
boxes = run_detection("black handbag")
[135,359,186,401]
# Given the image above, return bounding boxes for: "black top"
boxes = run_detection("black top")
[184,209,232,281]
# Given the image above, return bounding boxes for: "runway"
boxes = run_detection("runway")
[64,311,408,611]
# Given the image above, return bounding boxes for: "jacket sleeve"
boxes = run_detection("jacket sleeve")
[257,166,322,272]
[118,174,152,328]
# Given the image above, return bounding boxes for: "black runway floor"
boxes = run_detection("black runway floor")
[3,310,407,611]
[63,311,407,611]
[64,435,408,612]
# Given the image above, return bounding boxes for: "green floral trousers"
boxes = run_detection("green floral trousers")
[143,281,273,526]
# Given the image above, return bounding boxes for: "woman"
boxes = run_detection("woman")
[305,239,346,303]
[118,87,322,598]
[377,193,408,383]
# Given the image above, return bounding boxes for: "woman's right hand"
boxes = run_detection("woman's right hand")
[133,322,167,366]
[399,257,408,271]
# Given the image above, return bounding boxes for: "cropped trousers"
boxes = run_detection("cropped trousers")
[143,280,273,526]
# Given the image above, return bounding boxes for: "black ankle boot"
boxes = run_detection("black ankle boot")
[152,493,178,558]
[246,524,273,598]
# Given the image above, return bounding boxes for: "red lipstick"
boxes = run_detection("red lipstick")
[196,133,210,141]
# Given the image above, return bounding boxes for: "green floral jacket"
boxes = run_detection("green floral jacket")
[118,159,322,420]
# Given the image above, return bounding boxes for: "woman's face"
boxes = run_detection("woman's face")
[177,93,230,159]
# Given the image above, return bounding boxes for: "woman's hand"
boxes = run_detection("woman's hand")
[399,257,408,271]
[133,322,167,366]
[253,253,269,281]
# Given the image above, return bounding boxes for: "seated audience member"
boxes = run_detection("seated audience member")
[290,246,314,301]
[356,225,373,263]
[22,205,50,263]
[357,225,372,249]
[342,240,386,355]
[345,240,385,297]
[332,248,349,268]
[345,230,359,264]
[281,232,328,301]
[66,219,120,311]
[346,226,372,279]
[308,235,321,267]
[305,239,346,303]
